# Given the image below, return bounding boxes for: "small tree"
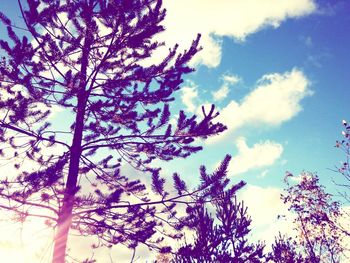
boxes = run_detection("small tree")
[335,120,350,204]
[332,119,350,244]
[0,1,227,262]
[173,183,265,263]
[282,172,344,263]
[268,233,306,263]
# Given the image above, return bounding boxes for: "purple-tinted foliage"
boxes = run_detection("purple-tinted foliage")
[335,120,350,203]
[0,0,229,262]
[173,181,265,263]
[172,157,263,262]
[282,172,344,263]
[268,233,307,263]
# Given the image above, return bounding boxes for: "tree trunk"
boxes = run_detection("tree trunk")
[52,4,94,262]
[52,94,86,263]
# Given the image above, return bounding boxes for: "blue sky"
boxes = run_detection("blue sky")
[161,0,350,191]
[1,0,350,261]
[223,1,350,179]
[154,0,350,255]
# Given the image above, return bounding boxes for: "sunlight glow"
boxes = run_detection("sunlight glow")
[0,216,54,263]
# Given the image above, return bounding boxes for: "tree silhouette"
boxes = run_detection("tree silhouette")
[0,1,227,262]
[282,172,344,263]
[173,184,265,263]
[268,233,306,263]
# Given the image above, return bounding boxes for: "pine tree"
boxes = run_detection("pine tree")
[173,176,265,263]
[268,233,306,263]
[0,1,226,262]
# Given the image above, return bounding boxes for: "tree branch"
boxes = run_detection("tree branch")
[0,122,70,149]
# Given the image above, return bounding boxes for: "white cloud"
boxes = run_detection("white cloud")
[239,187,350,251]
[161,0,317,67]
[222,74,241,86]
[212,73,241,102]
[239,185,286,227]
[212,85,229,102]
[209,68,312,143]
[339,206,350,259]
[238,185,295,245]
[229,137,283,175]
[181,82,199,113]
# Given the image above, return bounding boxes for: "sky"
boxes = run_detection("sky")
[1,0,350,262]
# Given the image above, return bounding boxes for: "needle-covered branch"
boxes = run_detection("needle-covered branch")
[0,1,228,262]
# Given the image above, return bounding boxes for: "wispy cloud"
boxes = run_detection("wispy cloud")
[212,73,241,102]
[212,85,230,102]
[305,52,332,68]
[305,36,313,47]
[222,74,241,85]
